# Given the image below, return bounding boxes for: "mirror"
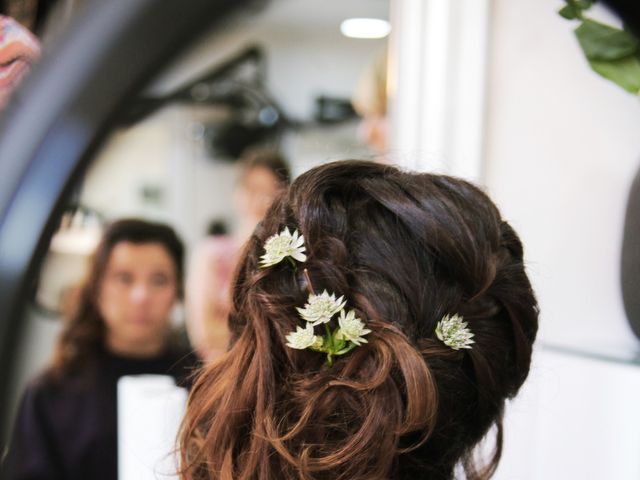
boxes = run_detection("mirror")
[2,0,390,477]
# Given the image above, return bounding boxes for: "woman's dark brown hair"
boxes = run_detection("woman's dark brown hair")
[180,160,538,480]
[48,218,184,378]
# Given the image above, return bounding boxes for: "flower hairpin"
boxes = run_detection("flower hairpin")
[285,323,320,351]
[286,285,371,365]
[336,309,371,346]
[259,226,370,365]
[259,227,307,268]
[296,290,346,326]
[435,313,474,350]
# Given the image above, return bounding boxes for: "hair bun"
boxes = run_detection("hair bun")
[180,161,538,480]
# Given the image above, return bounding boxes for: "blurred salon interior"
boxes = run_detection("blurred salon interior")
[1,0,640,478]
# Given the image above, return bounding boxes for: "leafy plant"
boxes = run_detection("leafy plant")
[559,0,640,95]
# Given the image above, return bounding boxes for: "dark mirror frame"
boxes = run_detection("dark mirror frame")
[0,0,259,444]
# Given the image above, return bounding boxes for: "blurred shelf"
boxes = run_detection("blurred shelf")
[540,340,640,368]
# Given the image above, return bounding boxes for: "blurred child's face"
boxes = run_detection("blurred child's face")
[98,242,178,356]
[236,166,283,222]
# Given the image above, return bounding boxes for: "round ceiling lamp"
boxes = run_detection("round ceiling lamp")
[340,18,391,39]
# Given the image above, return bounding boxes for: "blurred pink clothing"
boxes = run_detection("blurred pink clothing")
[0,15,40,109]
[186,235,241,362]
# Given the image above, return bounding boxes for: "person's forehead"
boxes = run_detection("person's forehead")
[106,241,175,269]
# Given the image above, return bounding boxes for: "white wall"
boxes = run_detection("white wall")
[484,1,640,478]
[484,0,640,352]
[496,347,640,479]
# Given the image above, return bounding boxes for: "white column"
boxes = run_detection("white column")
[388,0,490,183]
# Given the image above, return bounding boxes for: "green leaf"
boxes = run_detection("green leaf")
[575,19,640,61]
[588,55,640,94]
[575,0,593,10]
[559,4,579,20]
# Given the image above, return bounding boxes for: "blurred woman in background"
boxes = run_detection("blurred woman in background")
[186,148,290,362]
[6,218,198,480]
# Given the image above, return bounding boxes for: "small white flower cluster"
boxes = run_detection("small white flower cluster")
[435,313,474,350]
[259,228,306,268]
[296,290,346,326]
[259,226,371,365]
[286,290,371,364]
[336,309,371,346]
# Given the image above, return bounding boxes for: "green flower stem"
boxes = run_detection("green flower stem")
[324,323,334,350]
[335,343,357,356]
[287,257,298,270]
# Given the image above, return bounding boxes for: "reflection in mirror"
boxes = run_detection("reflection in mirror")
[3,0,390,478]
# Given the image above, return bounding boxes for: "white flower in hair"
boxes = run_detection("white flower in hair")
[336,309,371,346]
[296,290,347,326]
[285,323,319,350]
[259,227,307,268]
[310,336,324,351]
[435,313,475,350]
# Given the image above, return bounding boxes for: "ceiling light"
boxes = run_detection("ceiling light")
[340,18,391,39]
